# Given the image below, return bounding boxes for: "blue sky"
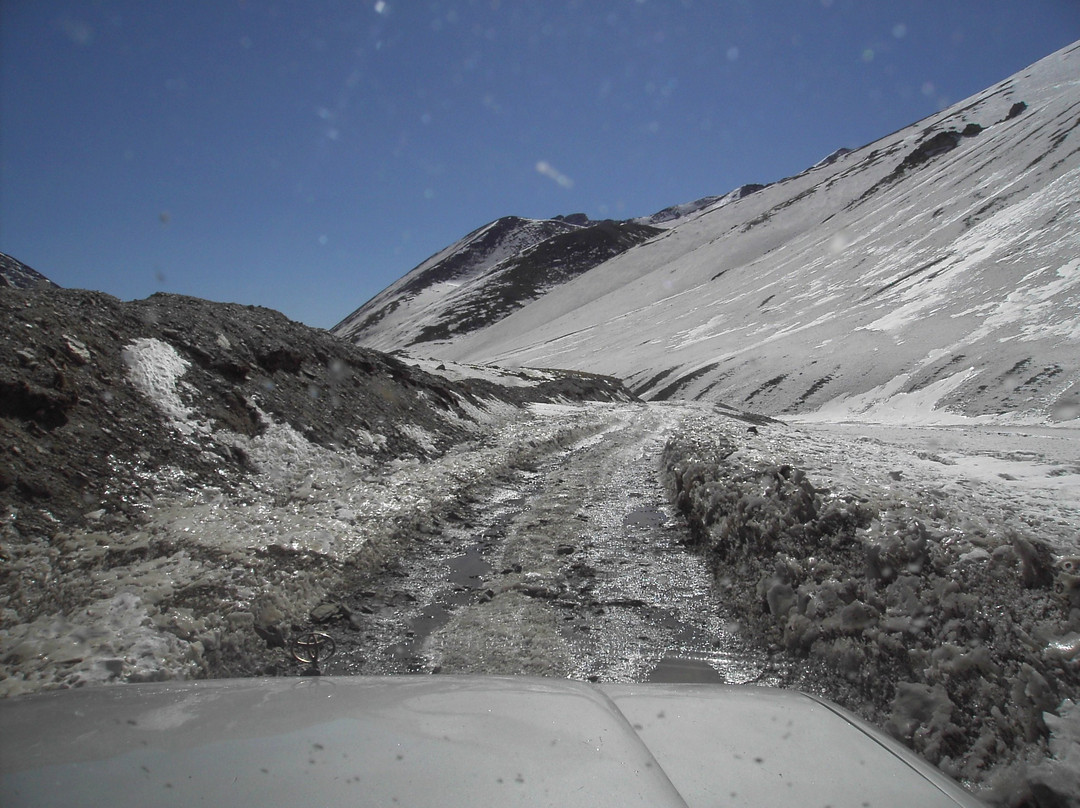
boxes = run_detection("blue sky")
[3,2,1079,328]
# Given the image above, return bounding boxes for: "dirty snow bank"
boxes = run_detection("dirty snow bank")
[663,411,1080,804]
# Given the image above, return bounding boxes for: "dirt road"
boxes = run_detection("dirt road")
[327,401,779,684]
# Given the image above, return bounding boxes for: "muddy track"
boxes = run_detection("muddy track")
[321,402,780,685]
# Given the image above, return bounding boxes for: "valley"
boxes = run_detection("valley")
[2,291,1078,799]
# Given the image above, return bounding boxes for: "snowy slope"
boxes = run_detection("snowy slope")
[0,252,57,289]
[334,215,582,351]
[395,219,664,344]
[335,214,662,352]
[362,41,1080,425]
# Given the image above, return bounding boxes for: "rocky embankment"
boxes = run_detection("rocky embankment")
[663,425,1080,805]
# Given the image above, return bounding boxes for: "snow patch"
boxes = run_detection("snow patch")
[400,423,439,455]
[122,337,198,431]
[0,593,200,698]
[800,367,979,425]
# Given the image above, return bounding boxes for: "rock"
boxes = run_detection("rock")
[837,600,879,632]
[226,611,255,629]
[992,544,1018,563]
[253,623,287,648]
[256,345,304,374]
[15,349,37,368]
[766,580,795,619]
[1014,534,1057,589]
[310,602,350,623]
[1054,573,1080,608]
[1058,556,1080,575]
[63,335,91,364]
[0,376,78,428]
[784,612,819,653]
[16,475,52,500]
[900,130,963,170]
[886,682,957,761]
[1005,101,1027,120]
[958,548,992,564]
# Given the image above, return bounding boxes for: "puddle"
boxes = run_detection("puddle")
[447,545,490,588]
[394,544,494,668]
[648,654,725,683]
[623,506,666,530]
[383,493,533,671]
[637,602,772,685]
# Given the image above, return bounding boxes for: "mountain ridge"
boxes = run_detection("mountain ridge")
[338,40,1080,426]
[334,213,672,352]
[0,252,57,290]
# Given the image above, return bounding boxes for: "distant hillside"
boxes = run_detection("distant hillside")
[338,40,1080,425]
[0,252,57,289]
[335,216,662,352]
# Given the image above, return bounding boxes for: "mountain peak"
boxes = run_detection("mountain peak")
[552,212,591,226]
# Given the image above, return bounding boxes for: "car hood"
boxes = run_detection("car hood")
[0,675,984,807]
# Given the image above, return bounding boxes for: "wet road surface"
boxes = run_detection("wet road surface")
[324,402,783,684]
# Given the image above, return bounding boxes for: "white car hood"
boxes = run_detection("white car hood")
[0,675,984,807]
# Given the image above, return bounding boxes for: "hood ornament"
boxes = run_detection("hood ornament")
[290,631,336,675]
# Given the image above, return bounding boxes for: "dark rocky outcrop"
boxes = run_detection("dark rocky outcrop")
[0,285,634,541]
[410,219,663,344]
[1006,101,1028,120]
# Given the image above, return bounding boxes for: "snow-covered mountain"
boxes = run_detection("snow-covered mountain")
[338,41,1080,425]
[634,184,767,227]
[335,215,662,352]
